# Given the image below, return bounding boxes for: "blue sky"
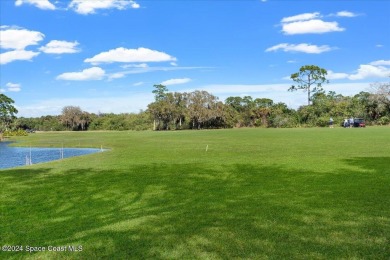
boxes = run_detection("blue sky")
[1,0,389,117]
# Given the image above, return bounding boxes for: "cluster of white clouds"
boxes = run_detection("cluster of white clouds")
[0,82,21,93]
[0,26,80,64]
[54,47,182,81]
[2,2,193,91]
[14,0,140,14]
[265,10,390,81]
[266,11,355,55]
[0,26,183,82]
[280,12,345,35]
[0,26,43,64]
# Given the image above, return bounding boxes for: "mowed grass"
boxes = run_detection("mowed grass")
[1,127,389,259]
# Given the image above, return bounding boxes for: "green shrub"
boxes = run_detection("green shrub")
[378,116,390,125]
[2,129,28,136]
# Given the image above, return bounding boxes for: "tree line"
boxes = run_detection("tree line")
[1,65,389,133]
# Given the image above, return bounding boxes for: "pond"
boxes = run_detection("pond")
[0,141,102,170]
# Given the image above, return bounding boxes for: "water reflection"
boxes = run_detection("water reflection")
[0,142,102,169]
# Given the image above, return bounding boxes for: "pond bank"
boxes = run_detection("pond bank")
[0,141,103,170]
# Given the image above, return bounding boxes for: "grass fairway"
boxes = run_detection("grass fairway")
[1,128,390,259]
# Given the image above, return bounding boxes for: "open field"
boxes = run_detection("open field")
[1,128,390,259]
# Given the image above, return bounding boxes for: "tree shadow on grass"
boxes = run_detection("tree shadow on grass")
[1,158,389,259]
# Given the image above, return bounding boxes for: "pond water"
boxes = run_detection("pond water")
[0,141,102,170]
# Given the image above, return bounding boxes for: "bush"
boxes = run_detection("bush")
[378,116,390,125]
[270,115,298,128]
[315,116,331,127]
[3,129,28,136]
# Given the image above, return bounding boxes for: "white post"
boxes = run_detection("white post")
[29,146,32,165]
[206,145,208,152]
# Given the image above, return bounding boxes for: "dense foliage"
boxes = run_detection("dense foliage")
[10,85,390,131]
[0,93,18,131]
[1,129,28,137]
[4,74,390,132]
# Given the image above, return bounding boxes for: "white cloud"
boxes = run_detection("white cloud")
[131,2,140,8]
[282,19,344,35]
[0,27,44,50]
[376,44,384,48]
[133,82,144,86]
[39,40,80,54]
[56,67,106,81]
[121,63,148,69]
[107,72,125,80]
[106,66,209,78]
[68,0,140,15]
[348,64,390,80]
[15,0,56,10]
[327,70,349,80]
[281,12,320,23]
[1,82,21,92]
[85,47,177,64]
[280,11,357,35]
[265,43,333,54]
[6,82,21,92]
[327,61,390,81]
[161,78,192,86]
[0,50,40,65]
[335,11,358,17]
[369,60,390,66]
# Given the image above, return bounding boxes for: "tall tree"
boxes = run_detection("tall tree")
[253,98,273,127]
[152,84,168,102]
[370,81,390,111]
[0,93,18,131]
[289,65,329,105]
[187,90,219,129]
[61,106,83,130]
[172,92,188,129]
[149,84,171,130]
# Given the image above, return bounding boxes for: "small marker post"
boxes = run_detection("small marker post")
[206,145,208,152]
[29,146,32,165]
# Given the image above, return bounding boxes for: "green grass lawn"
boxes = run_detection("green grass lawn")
[1,127,390,259]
